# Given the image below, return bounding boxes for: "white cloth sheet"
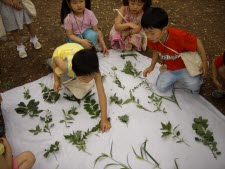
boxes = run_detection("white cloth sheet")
[1,49,225,169]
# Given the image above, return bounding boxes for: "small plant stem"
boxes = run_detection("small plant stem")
[109,156,132,169]
[172,133,190,147]
[53,153,58,161]
[209,146,217,159]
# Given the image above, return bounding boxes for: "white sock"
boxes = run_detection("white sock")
[30,36,38,44]
[17,44,25,52]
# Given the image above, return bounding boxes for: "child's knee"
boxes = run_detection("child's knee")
[156,82,171,93]
[86,30,98,44]
[24,151,36,164]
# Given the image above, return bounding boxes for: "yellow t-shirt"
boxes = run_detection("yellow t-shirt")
[52,43,83,77]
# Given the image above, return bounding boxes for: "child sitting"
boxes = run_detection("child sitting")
[0,95,35,169]
[0,137,35,169]
[61,0,108,55]
[212,51,225,98]
[52,43,111,132]
[0,0,42,58]
[141,7,208,94]
[110,0,151,51]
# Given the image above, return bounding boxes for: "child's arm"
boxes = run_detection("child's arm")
[143,51,159,77]
[212,58,222,90]
[114,6,137,32]
[65,29,92,49]
[92,26,109,55]
[52,57,67,92]
[196,38,208,77]
[94,72,111,132]
[0,137,12,169]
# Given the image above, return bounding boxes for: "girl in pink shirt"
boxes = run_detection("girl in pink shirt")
[110,0,151,51]
[61,0,108,55]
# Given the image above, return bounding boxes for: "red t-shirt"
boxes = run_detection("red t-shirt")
[214,55,224,68]
[147,27,197,70]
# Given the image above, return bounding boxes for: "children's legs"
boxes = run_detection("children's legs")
[11,30,22,46]
[16,151,36,169]
[25,23,42,50]
[11,30,27,58]
[156,70,177,93]
[177,69,203,94]
[25,23,36,38]
[82,29,98,46]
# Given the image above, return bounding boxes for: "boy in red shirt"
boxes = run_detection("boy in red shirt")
[141,7,208,94]
[212,51,225,98]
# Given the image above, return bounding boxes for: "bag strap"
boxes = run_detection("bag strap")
[159,41,180,55]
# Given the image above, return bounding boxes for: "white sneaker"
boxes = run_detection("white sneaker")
[33,41,42,50]
[19,50,27,58]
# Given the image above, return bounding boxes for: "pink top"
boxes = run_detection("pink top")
[64,8,98,35]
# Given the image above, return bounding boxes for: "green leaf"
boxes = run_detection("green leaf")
[123,99,132,105]
[176,131,180,136]
[162,132,171,137]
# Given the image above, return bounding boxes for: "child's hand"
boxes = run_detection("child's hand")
[80,39,92,49]
[128,23,139,29]
[12,0,23,10]
[100,119,111,132]
[143,66,154,77]
[121,31,130,41]
[199,62,208,77]
[53,80,61,92]
[102,44,109,55]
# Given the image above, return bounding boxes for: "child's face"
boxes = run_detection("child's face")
[128,0,144,14]
[70,0,85,14]
[144,27,167,43]
[77,73,95,83]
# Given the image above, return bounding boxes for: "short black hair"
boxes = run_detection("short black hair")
[123,0,152,10]
[72,49,99,76]
[141,7,168,29]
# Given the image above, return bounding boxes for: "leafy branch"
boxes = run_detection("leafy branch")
[63,93,81,104]
[29,125,42,135]
[123,90,152,112]
[132,139,160,168]
[39,83,60,103]
[84,93,101,119]
[120,53,137,60]
[131,81,145,93]
[122,61,141,78]
[40,111,54,136]
[148,93,167,113]
[29,110,54,136]
[118,114,129,126]
[23,88,31,100]
[161,121,189,147]
[109,67,125,89]
[44,141,60,160]
[59,107,79,127]
[94,142,132,169]
[110,93,123,107]
[142,80,181,109]
[192,116,221,159]
[64,121,101,154]
[15,99,43,117]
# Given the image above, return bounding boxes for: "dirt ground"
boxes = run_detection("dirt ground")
[0,0,225,114]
